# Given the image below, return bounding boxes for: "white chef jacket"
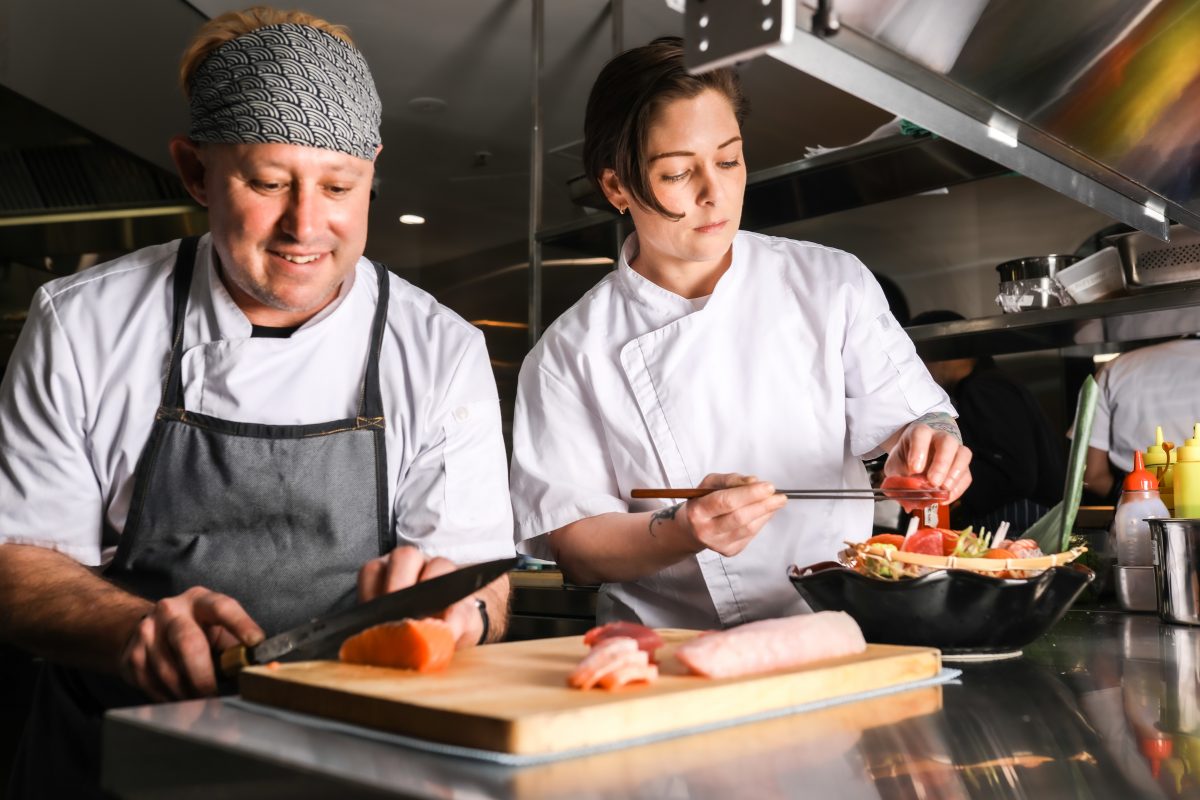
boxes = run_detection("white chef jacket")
[0,235,515,567]
[510,231,954,629]
[1089,338,1200,473]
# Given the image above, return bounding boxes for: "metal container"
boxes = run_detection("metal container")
[1114,565,1157,612]
[1149,519,1200,625]
[995,255,1078,313]
[1107,224,1200,287]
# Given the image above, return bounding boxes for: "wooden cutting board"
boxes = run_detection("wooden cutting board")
[238,630,940,756]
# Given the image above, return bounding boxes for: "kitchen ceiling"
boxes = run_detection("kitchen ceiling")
[0,0,890,279]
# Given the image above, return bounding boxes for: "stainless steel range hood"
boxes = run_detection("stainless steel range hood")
[682,0,1200,241]
[0,85,203,261]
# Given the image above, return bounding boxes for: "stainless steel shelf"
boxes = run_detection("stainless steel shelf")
[908,284,1200,360]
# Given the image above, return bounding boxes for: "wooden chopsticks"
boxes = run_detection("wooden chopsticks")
[631,487,949,502]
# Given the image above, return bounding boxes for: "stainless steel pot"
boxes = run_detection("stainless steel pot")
[1149,519,1200,625]
[995,254,1079,312]
[995,254,1080,282]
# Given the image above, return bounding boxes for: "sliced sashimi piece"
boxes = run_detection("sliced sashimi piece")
[338,618,456,673]
[675,611,867,679]
[572,648,653,691]
[568,637,647,690]
[1005,539,1044,559]
[881,475,945,513]
[583,621,664,658]
[900,527,944,556]
[596,661,659,690]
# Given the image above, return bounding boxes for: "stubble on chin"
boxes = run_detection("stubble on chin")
[217,253,343,316]
[241,275,341,315]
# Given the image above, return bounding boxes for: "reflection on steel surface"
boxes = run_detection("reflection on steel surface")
[831,0,1200,214]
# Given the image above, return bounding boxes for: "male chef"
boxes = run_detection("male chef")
[0,8,514,797]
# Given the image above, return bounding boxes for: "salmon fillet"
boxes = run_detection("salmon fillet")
[339,618,456,673]
[675,611,867,679]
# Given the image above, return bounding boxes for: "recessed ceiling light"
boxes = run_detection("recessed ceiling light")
[407,97,447,114]
[399,214,426,225]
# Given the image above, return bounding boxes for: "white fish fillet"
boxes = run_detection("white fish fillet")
[675,611,867,679]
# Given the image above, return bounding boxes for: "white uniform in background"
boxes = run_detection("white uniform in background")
[510,231,953,629]
[1090,338,1200,473]
[0,234,514,567]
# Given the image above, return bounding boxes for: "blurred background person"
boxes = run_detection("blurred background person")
[1084,335,1200,501]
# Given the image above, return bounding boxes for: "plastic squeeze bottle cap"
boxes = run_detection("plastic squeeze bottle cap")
[1123,450,1159,492]
[1146,426,1167,467]
[1177,423,1200,463]
[1138,734,1172,779]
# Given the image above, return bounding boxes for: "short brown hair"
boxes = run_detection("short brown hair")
[179,7,354,97]
[582,36,748,220]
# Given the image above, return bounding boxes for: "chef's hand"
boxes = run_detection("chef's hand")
[119,586,264,701]
[665,473,787,558]
[357,546,484,649]
[883,419,973,502]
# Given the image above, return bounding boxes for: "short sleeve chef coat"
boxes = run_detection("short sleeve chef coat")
[1088,338,1200,473]
[510,231,954,629]
[0,235,514,566]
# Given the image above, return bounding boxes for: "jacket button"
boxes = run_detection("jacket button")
[454,406,470,421]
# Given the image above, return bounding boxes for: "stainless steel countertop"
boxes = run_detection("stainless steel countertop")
[101,610,1197,799]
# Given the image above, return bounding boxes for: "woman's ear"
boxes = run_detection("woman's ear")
[168,136,209,207]
[599,168,630,215]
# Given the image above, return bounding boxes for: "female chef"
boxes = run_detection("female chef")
[509,37,972,629]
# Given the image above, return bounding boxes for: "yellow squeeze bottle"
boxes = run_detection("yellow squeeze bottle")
[1173,423,1200,518]
[1146,426,1174,512]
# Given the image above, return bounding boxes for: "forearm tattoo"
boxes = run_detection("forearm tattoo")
[649,503,683,538]
[914,411,962,443]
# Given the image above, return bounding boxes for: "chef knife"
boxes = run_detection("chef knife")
[219,555,519,676]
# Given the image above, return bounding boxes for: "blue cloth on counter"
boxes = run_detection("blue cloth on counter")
[225,667,962,767]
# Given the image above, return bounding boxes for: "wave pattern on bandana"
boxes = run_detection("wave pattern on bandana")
[189,23,381,160]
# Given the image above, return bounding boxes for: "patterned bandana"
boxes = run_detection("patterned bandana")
[188,23,381,160]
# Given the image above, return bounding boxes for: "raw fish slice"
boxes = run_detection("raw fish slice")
[573,648,651,691]
[596,661,659,690]
[568,637,644,690]
[339,618,456,673]
[583,621,664,658]
[881,475,945,513]
[675,612,866,679]
[1005,539,1044,558]
[568,638,643,689]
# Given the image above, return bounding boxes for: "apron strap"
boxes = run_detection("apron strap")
[359,262,390,419]
[161,236,200,410]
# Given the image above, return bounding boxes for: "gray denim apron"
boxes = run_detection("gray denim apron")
[9,236,394,798]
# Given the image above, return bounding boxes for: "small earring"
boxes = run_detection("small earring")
[619,206,628,215]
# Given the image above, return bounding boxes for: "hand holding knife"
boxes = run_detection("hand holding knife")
[218,556,518,677]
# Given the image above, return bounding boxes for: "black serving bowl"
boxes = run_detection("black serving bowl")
[788,561,1094,656]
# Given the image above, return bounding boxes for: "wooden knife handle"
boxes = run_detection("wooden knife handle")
[631,488,714,499]
[219,645,250,677]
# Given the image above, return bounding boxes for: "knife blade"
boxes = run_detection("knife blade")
[219,555,519,676]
